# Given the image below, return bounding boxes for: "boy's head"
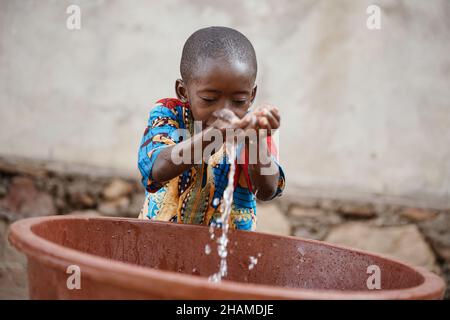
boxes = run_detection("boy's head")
[176,26,258,126]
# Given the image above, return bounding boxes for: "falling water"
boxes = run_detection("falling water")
[248,256,258,270]
[208,140,237,283]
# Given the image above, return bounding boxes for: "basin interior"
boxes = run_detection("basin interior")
[30,217,424,291]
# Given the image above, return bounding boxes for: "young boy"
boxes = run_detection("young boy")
[137,26,285,231]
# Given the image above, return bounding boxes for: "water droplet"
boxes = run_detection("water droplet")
[207,142,237,283]
[248,256,258,270]
[298,246,305,256]
[204,244,211,255]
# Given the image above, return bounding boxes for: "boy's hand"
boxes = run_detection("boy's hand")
[250,104,280,135]
[207,109,253,134]
[207,104,280,137]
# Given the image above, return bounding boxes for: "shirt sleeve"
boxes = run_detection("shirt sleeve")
[265,135,286,200]
[137,102,181,193]
[270,158,286,200]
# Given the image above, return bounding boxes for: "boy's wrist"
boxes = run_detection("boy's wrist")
[244,134,271,166]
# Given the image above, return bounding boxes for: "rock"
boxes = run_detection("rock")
[0,219,7,255]
[0,176,55,219]
[288,207,326,219]
[0,264,28,299]
[338,202,376,218]
[42,176,67,213]
[79,193,96,208]
[98,196,130,216]
[289,206,342,224]
[293,224,328,241]
[435,248,450,262]
[256,203,291,236]
[54,197,67,212]
[289,206,341,240]
[325,222,438,272]
[0,181,7,197]
[441,262,450,300]
[400,208,438,222]
[419,213,450,262]
[280,194,319,209]
[43,176,66,199]
[19,192,55,217]
[102,179,134,200]
[70,192,96,209]
[319,199,341,211]
[373,211,409,227]
[0,219,28,299]
[125,193,145,218]
[0,157,47,178]
[66,178,91,197]
[0,177,37,213]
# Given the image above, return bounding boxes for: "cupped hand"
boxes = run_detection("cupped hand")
[250,104,280,134]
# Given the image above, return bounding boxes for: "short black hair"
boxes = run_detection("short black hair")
[180,26,257,82]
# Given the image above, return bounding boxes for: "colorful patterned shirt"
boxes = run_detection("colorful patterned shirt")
[137,98,285,231]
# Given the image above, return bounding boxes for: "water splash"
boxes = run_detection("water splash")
[208,141,237,283]
[248,256,258,270]
[209,221,216,240]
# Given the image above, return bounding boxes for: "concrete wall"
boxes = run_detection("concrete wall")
[1,0,449,208]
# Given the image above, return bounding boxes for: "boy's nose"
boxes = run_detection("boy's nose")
[222,100,233,111]
[222,100,234,112]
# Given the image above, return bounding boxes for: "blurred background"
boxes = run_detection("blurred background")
[0,0,449,299]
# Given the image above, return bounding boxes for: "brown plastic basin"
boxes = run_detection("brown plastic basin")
[8,215,445,299]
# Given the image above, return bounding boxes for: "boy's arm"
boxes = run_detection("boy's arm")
[151,127,212,182]
[246,137,284,201]
[151,109,251,185]
[245,104,284,201]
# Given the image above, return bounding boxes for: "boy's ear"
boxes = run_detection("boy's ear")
[175,79,188,103]
[250,85,257,104]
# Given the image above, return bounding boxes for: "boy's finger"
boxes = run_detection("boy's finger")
[269,107,280,122]
[209,118,225,130]
[258,117,270,130]
[235,113,252,129]
[236,116,251,129]
[263,111,280,129]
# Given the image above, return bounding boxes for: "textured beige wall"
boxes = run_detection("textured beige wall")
[1,0,449,207]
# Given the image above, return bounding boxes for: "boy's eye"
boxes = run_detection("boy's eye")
[201,97,217,103]
[233,100,247,105]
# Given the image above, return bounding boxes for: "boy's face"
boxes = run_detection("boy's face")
[176,57,257,128]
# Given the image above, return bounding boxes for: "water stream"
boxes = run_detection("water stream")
[207,140,237,283]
